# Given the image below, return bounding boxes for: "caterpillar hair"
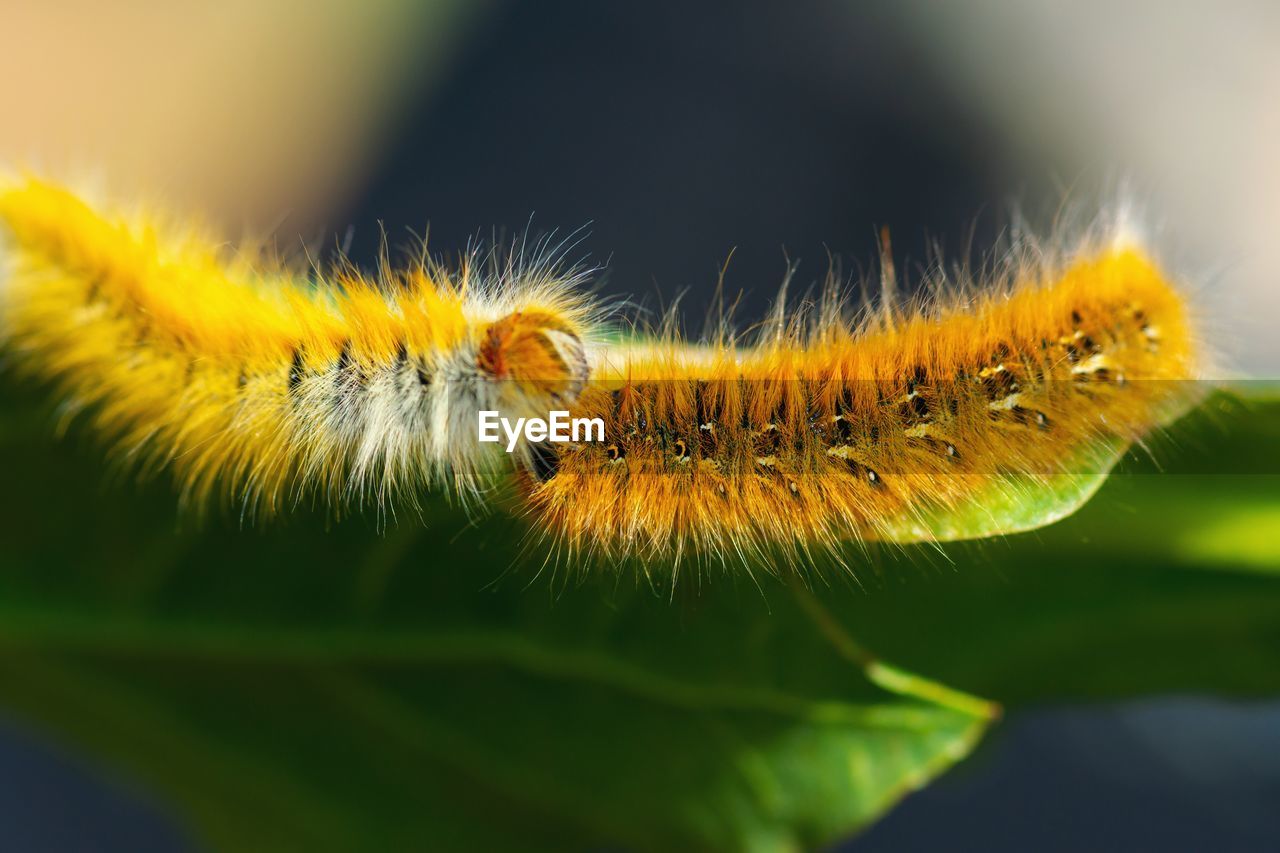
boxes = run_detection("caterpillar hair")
[0,177,598,517]
[525,224,1200,570]
[0,177,1200,573]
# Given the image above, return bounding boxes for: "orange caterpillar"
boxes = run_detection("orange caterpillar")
[530,241,1199,567]
[0,176,1199,569]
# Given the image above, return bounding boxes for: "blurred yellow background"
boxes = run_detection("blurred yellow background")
[0,1,488,227]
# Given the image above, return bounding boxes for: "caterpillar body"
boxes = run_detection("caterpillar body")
[534,250,1197,566]
[0,179,596,515]
[0,178,1198,570]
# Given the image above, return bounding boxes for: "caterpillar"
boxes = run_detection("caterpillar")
[0,178,598,516]
[533,247,1198,568]
[0,177,1199,571]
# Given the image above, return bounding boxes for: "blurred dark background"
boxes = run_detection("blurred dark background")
[338,1,1009,329]
[2,1,1278,850]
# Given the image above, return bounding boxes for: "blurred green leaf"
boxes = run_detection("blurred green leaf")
[0,378,994,851]
[0,381,1276,850]
[836,390,1280,706]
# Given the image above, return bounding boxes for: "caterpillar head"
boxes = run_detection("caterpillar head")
[478,309,590,408]
[431,301,593,494]
[470,309,590,482]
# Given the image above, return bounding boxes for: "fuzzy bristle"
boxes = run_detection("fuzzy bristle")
[526,244,1199,570]
[0,177,597,517]
[0,177,1200,573]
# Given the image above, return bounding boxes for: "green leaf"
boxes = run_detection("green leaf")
[825,388,1280,704]
[0,379,993,851]
[0,381,1276,850]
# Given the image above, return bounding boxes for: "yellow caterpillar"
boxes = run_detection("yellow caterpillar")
[0,178,597,516]
[0,177,1198,569]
